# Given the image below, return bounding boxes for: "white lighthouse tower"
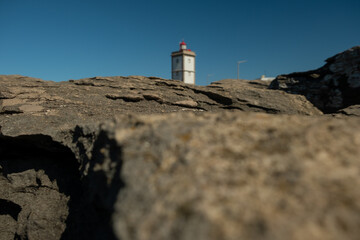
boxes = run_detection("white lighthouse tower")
[171,41,196,84]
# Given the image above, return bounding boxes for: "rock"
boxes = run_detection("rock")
[1,111,360,239]
[0,71,358,239]
[0,106,23,115]
[210,79,322,115]
[335,104,360,117]
[269,46,360,113]
[106,94,144,102]
[0,86,15,99]
[173,100,199,108]
[18,105,44,113]
[0,135,83,240]
[74,113,360,239]
[142,93,163,103]
[0,75,321,137]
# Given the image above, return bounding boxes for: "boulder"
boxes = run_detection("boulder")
[108,113,360,240]
[2,111,360,240]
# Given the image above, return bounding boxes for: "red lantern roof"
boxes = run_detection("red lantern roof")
[180,41,186,46]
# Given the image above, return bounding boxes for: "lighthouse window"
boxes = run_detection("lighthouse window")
[188,59,191,63]
[189,72,191,76]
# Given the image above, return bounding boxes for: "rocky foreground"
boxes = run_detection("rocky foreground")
[0,46,360,240]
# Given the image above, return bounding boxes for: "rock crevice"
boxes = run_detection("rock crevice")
[0,134,83,240]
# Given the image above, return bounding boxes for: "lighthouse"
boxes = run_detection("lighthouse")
[171,41,196,84]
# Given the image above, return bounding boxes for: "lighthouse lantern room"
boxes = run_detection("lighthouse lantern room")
[171,41,196,84]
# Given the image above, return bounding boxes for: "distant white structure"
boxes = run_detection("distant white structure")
[258,75,275,81]
[171,41,196,84]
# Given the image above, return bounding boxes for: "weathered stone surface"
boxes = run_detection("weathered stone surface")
[0,106,23,115]
[335,104,360,117]
[173,99,199,108]
[1,111,360,239]
[0,75,321,138]
[269,46,360,113]
[84,113,359,240]
[0,68,359,240]
[0,135,83,240]
[62,113,360,240]
[0,86,15,99]
[210,79,321,114]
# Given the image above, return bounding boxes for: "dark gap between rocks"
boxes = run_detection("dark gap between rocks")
[0,199,22,221]
[0,134,86,240]
[77,129,124,240]
[70,125,125,240]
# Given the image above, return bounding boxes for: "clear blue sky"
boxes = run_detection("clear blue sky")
[1,0,359,85]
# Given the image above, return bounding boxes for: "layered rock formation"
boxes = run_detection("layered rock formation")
[269,46,360,113]
[1,46,360,240]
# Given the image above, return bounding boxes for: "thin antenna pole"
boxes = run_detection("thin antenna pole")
[207,74,213,85]
[237,60,247,80]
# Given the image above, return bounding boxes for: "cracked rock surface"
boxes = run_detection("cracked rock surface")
[0,75,320,134]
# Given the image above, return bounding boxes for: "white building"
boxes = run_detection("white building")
[171,41,196,84]
[258,75,275,81]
